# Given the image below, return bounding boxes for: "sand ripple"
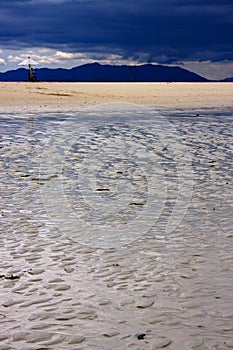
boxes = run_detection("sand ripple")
[0,106,232,349]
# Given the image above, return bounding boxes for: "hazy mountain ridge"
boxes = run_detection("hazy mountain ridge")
[222,77,233,82]
[0,62,212,82]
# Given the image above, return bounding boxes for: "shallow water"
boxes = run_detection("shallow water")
[0,104,232,349]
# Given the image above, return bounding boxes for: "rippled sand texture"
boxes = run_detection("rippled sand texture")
[0,106,233,350]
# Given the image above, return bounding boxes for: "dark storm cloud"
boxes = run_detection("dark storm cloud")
[0,0,232,62]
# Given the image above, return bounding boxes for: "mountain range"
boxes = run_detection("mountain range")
[0,62,208,82]
[0,62,231,82]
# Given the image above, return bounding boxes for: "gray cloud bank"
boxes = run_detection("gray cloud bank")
[0,0,233,64]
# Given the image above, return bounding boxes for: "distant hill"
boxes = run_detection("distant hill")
[0,62,208,82]
[222,77,233,82]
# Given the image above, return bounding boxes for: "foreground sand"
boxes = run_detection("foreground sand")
[0,82,232,112]
[0,83,232,349]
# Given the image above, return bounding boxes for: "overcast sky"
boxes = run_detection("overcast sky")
[0,0,233,79]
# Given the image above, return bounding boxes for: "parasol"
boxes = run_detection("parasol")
[18,56,39,82]
[18,56,39,67]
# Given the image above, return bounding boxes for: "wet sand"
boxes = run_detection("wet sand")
[0,83,233,349]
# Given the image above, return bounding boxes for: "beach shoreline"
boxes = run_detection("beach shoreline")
[1,82,232,113]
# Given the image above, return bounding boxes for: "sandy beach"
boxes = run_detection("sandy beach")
[0,82,233,349]
[0,82,233,112]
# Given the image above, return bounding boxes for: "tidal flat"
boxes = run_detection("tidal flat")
[0,102,232,349]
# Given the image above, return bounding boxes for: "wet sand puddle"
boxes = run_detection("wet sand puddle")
[0,105,232,349]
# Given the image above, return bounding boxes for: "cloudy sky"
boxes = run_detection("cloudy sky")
[0,0,233,79]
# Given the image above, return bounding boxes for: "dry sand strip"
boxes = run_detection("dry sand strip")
[0,82,232,113]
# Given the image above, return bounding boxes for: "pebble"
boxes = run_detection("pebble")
[137,333,146,340]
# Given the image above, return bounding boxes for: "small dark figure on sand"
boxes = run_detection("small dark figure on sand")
[28,66,38,82]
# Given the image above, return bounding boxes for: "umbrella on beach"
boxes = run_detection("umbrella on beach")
[18,56,39,67]
[18,56,39,82]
